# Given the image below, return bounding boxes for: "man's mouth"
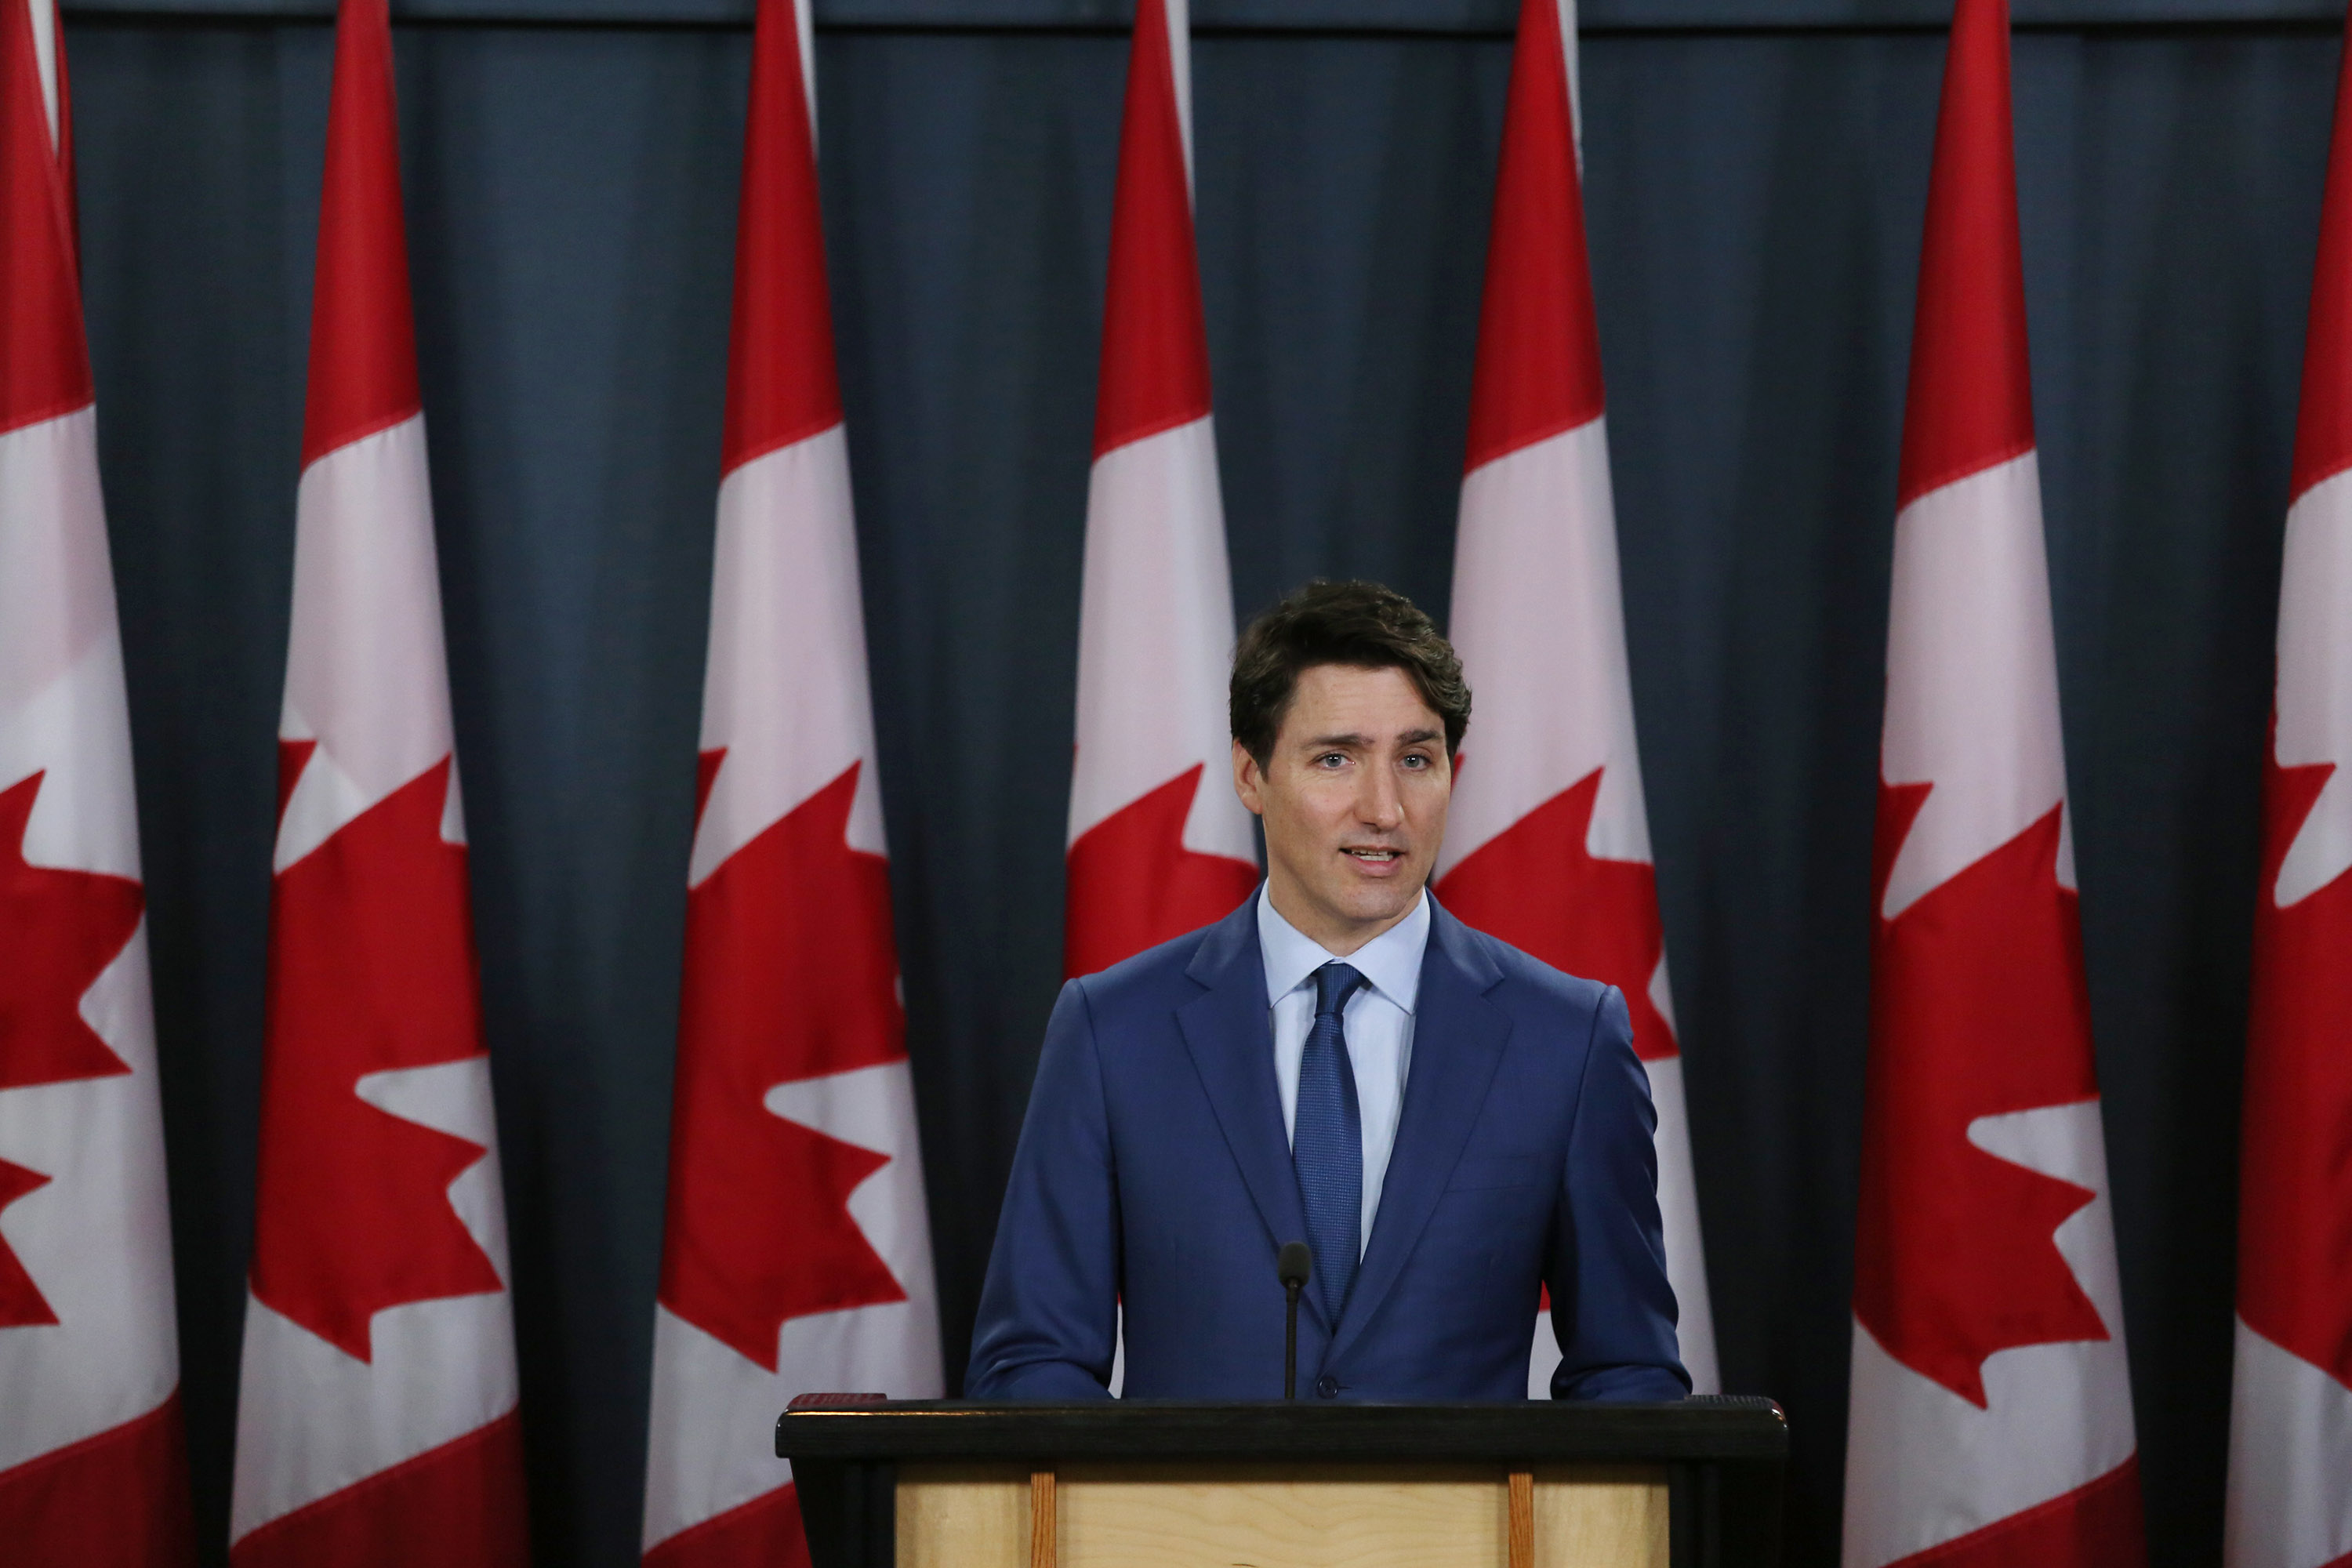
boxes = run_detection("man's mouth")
[1344,848,1403,865]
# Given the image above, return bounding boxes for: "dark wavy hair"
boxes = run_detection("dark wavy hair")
[1229,579,1472,767]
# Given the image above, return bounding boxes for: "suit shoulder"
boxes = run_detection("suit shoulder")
[1067,920,1222,1019]
[1455,920,1616,1022]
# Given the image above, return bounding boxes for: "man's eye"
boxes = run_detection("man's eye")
[1401,754,1428,769]
[1316,753,1347,768]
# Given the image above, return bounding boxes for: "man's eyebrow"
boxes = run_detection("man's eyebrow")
[1298,729,1443,750]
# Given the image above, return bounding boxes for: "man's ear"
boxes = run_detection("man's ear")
[1232,739,1265,817]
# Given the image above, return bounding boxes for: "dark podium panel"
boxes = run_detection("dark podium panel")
[778,1397,1786,1568]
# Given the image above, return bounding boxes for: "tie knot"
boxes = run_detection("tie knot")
[1313,962,1367,1021]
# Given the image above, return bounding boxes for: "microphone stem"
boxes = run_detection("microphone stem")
[1283,1283,1300,1399]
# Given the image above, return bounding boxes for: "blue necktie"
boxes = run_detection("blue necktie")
[1294,961,1367,1320]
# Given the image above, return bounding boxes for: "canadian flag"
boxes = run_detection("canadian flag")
[228,0,530,1560]
[0,0,198,1557]
[1063,0,1258,982]
[640,0,942,1560]
[1431,0,1718,1399]
[1841,3,2144,1564]
[2223,13,2352,1566]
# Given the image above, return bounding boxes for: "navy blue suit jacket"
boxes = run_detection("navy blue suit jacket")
[966,893,1689,1402]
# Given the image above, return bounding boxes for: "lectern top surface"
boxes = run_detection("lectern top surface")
[775,1396,1786,1464]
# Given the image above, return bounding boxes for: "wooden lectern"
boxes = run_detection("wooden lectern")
[777,1397,1786,1568]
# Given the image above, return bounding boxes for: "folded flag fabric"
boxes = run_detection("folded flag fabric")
[641,2,943,1560]
[0,0,196,1556]
[1842,5,2143,1564]
[2225,8,2352,1563]
[1433,0,1719,1399]
[1064,0,1258,985]
[230,1,530,1559]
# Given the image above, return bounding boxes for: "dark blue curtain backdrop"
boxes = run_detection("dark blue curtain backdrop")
[54,1,2332,1562]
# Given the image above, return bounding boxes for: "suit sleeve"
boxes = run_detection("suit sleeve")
[1546,985,1692,1402]
[964,978,1120,1399]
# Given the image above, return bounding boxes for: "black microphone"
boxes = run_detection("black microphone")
[1277,1242,1312,1399]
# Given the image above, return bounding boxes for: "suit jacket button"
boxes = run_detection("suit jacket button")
[1315,1375,1338,1399]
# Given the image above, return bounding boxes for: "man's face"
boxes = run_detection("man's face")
[1233,662,1453,953]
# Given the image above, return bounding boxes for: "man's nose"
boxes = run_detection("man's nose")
[1356,766,1403,830]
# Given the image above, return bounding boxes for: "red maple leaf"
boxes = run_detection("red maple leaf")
[1064,764,1260,978]
[659,759,910,1370]
[1853,783,2109,1406]
[0,771,143,1087]
[0,1158,59,1327]
[2238,743,2352,1388]
[0,769,144,1328]
[249,751,503,1361]
[1435,766,1676,1061]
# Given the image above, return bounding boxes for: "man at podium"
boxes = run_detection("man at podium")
[968,581,1688,1404]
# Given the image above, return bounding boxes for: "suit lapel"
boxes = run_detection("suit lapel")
[1174,897,1327,1329]
[1329,899,1509,1363]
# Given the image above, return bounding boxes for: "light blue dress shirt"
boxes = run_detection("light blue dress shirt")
[1257,884,1431,1260]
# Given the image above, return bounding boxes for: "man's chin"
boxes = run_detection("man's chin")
[1324,876,1425,928]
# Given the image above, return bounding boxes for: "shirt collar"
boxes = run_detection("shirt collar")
[1257,882,1431,1014]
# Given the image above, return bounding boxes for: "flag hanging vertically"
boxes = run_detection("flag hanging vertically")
[1064,0,1257,980]
[2225,12,2352,1565]
[1842,3,2143,1564]
[229,0,530,1559]
[641,0,942,1561]
[1432,0,1718,1398]
[0,0,198,1558]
